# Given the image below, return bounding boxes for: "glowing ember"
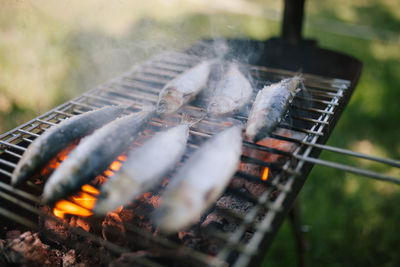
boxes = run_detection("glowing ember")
[262,167,269,181]
[53,200,93,219]
[103,170,115,177]
[52,156,128,219]
[117,155,127,161]
[81,184,99,195]
[109,161,122,172]
[71,192,97,210]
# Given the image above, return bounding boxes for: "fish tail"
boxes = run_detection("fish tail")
[180,113,205,128]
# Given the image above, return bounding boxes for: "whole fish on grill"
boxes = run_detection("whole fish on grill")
[207,64,253,115]
[245,76,303,142]
[42,110,154,205]
[11,105,124,186]
[154,125,242,233]
[156,60,212,116]
[94,124,189,215]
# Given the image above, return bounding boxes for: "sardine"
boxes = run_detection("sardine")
[93,124,189,215]
[156,60,212,116]
[42,110,154,205]
[245,76,303,142]
[11,105,124,186]
[154,125,242,233]
[207,64,253,115]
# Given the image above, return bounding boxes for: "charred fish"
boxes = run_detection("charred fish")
[94,124,189,215]
[245,76,303,142]
[207,64,253,115]
[156,60,212,116]
[11,105,124,186]
[154,125,242,233]
[42,110,154,204]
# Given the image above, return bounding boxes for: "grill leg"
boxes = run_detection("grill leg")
[288,199,308,267]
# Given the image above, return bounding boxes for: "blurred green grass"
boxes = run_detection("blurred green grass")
[0,0,399,266]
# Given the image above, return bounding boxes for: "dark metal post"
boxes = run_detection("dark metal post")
[288,199,308,267]
[282,0,306,43]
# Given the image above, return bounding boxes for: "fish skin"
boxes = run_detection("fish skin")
[156,61,212,116]
[11,105,125,187]
[207,64,253,115]
[42,110,154,205]
[245,76,303,142]
[155,126,242,233]
[93,124,189,215]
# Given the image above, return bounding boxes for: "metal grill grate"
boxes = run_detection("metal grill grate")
[0,50,354,266]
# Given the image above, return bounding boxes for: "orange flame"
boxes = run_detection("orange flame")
[262,167,269,181]
[53,200,93,219]
[81,184,100,195]
[52,155,127,219]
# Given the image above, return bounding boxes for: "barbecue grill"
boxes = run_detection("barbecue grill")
[0,1,398,266]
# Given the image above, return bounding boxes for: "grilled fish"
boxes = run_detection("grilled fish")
[245,76,303,142]
[42,110,154,205]
[11,105,124,186]
[94,124,189,215]
[156,60,212,116]
[207,64,253,115]
[155,125,242,233]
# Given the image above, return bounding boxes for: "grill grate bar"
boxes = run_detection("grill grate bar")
[0,169,12,177]
[302,88,343,98]
[0,158,17,168]
[291,116,329,125]
[296,155,400,185]
[296,96,339,106]
[17,129,40,138]
[53,110,75,117]
[2,150,22,159]
[0,140,27,152]
[0,206,39,230]
[279,124,324,136]
[0,181,41,203]
[291,105,335,115]
[271,134,400,169]
[0,188,40,216]
[69,100,98,110]
[36,119,56,127]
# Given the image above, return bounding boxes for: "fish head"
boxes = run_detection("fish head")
[207,97,236,115]
[157,87,184,116]
[283,75,304,93]
[93,172,140,216]
[42,179,69,205]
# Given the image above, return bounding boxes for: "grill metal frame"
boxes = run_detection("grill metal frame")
[0,47,356,266]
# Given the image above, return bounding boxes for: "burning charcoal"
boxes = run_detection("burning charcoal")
[1,231,61,266]
[201,212,226,229]
[200,195,254,235]
[41,217,71,245]
[178,229,203,250]
[230,177,246,189]
[243,179,268,197]
[239,162,264,177]
[5,230,21,241]
[102,212,126,244]
[216,195,253,216]
[70,217,91,232]
[62,249,77,267]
